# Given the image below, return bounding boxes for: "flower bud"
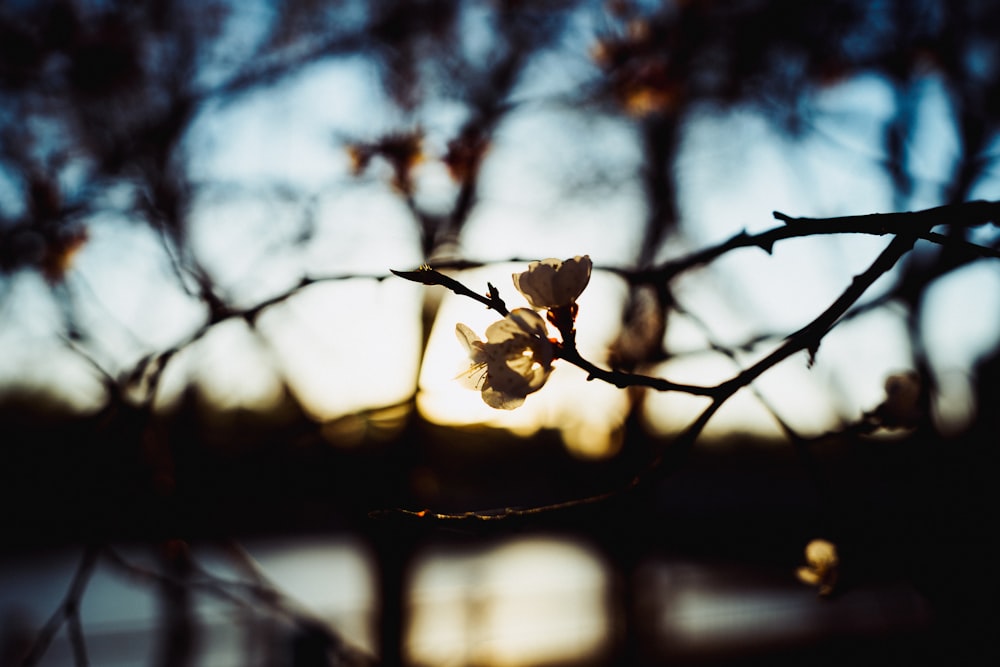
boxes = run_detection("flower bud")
[513,255,592,310]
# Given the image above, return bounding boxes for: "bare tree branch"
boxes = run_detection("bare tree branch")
[383,204,946,522]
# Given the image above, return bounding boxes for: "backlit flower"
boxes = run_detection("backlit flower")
[456,309,555,409]
[513,255,592,310]
[796,538,839,597]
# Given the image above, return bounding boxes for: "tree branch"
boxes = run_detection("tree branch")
[656,232,919,476]
[390,267,509,315]
[635,200,1000,284]
[382,204,951,524]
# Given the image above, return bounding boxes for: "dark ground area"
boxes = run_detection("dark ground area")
[1,387,997,665]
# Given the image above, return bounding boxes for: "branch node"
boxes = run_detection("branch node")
[806,342,820,368]
[759,239,776,255]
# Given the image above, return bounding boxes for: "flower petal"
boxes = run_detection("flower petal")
[456,310,556,409]
[456,323,481,352]
[506,308,549,338]
[513,260,559,308]
[484,308,548,343]
[805,539,838,569]
[796,567,821,586]
[481,386,526,410]
[513,255,592,309]
[556,255,592,299]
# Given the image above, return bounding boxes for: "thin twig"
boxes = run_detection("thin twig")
[21,546,100,667]
[369,479,637,524]
[554,341,715,395]
[390,267,509,315]
[104,544,380,665]
[103,546,271,615]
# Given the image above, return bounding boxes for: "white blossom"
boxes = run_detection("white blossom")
[512,255,592,310]
[455,309,555,409]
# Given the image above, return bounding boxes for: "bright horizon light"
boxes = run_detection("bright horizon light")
[406,536,610,667]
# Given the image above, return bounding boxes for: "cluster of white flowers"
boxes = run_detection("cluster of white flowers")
[456,256,592,409]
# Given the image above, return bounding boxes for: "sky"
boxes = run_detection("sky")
[1,2,999,458]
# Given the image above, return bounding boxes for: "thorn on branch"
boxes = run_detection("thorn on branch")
[807,341,820,368]
[486,282,507,312]
[241,310,259,328]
